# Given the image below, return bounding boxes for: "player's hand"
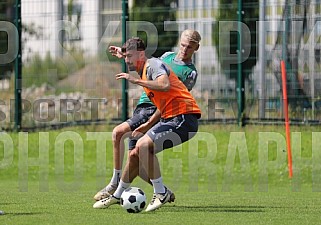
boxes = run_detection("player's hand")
[108,46,123,58]
[132,124,149,138]
[115,73,139,84]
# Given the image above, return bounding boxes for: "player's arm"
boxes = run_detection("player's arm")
[133,75,170,91]
[116,59,171,91]
[133,59,171,91]
[132,109,161,137]
[115,73,170,91]
[183,70,198,91]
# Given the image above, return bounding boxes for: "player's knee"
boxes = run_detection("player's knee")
[135,140,154,156]
[136,138,149,149]
[129,147,139,158]
[112,125,124,141]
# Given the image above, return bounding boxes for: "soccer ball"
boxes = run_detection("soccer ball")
[120,187,147,213]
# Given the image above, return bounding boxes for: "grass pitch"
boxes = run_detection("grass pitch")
[0,125,321,225]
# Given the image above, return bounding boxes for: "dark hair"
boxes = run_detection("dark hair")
[121,37,146,53]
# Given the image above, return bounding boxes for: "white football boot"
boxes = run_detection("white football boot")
[145,187,171,212]
[93,184,117,201]
[93,195,120,209]
[166,187,175,203]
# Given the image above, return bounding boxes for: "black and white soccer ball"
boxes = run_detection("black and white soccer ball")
[120,187,147,213]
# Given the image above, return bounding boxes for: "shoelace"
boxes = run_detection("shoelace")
[150,192,168,205]
[103,196,112,201]
[102,195,119,205]
[150,194,157,205]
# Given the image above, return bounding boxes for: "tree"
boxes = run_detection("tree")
[130,0,178,57]
[213,0,259,123]
[214,0,258,81]
[269,0,311,109]
[0,1,43,79]
[0,1,14,79]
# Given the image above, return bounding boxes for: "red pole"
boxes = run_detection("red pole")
[281,60,293,178]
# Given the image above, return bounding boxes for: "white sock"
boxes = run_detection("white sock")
[150,177,165,194]
[113,180,130,199]
[110,169,122,186]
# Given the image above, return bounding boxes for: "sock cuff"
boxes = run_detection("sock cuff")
[119,180,131,187]
[150,177,163,183]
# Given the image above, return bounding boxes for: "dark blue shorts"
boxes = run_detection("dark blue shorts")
[146,114,199,153]
[127,103,157,150]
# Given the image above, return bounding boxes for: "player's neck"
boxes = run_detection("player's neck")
[182,58,192,64]
[175,55,192,64]
[136,57,147,75]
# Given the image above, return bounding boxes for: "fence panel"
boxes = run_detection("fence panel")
[1,0,321,130]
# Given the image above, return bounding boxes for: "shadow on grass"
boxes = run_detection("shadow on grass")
[6,212,50,216]
[0,202,17,205]
[163,204,279,213]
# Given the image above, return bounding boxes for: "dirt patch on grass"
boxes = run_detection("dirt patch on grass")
[57,62,122,97]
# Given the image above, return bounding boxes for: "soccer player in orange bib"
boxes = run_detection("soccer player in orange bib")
[93,30,201,203]
[93,37,201,212]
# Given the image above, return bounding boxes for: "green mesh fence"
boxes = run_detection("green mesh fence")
[1,0,321,130]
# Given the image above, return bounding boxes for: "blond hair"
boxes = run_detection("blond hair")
[181,29,201,43]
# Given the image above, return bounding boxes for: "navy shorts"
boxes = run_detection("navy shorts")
[127,103,157,150]
[146,114,199,153]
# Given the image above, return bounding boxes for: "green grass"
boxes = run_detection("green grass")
[1,125,321,225]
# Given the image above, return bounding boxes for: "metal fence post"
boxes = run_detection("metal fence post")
[121,0,128,121]
[237,0,244,126]
[258,0,266,119]
[14,0,22,131]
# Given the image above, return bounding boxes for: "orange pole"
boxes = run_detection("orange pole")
[281,60,293,178]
